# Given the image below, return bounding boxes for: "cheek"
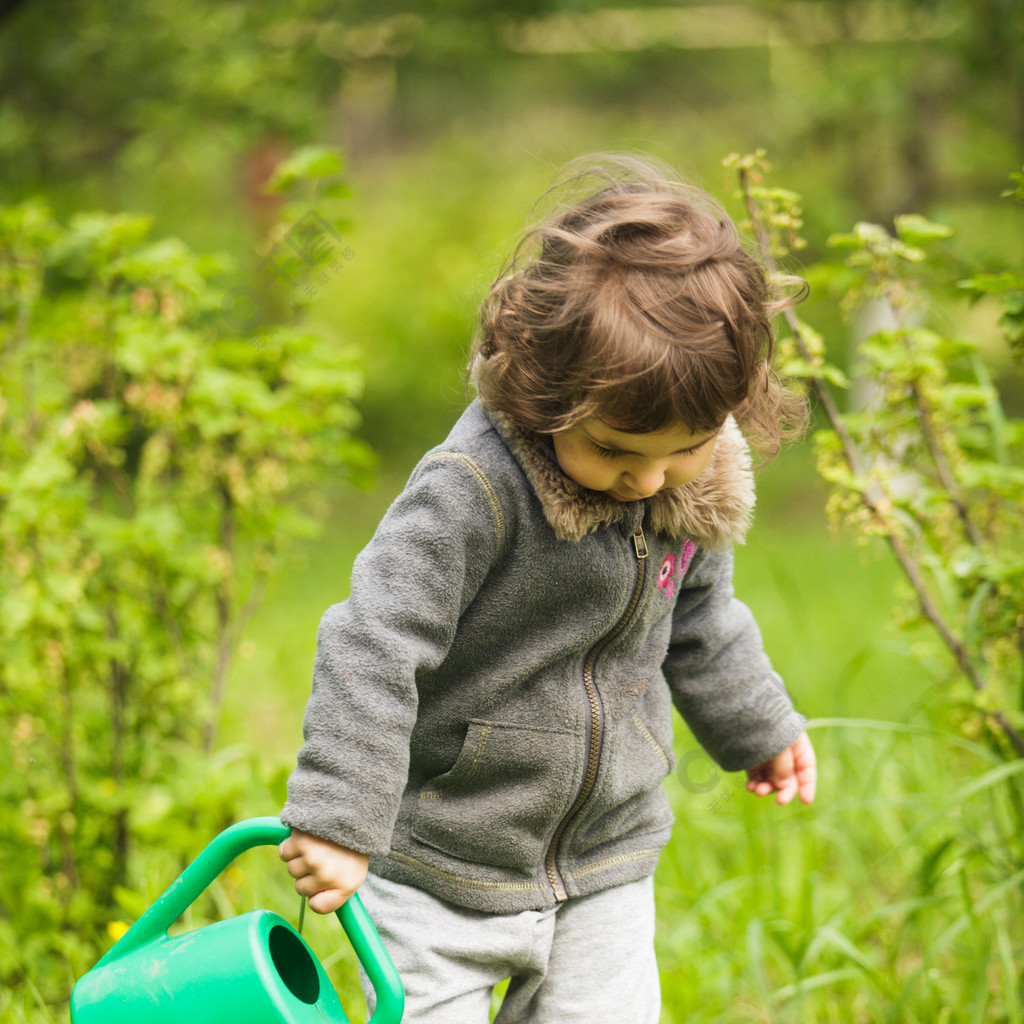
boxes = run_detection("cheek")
[669,449,716,486]
[567,454,615,489]
[553,438,612,489]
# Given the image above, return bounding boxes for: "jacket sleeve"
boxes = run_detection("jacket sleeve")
[662,545,805,772]
[281,454,503,854]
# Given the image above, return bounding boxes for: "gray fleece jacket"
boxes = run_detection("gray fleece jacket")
[282,400,805,913]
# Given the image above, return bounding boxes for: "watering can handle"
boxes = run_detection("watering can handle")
[95,817,404,1024]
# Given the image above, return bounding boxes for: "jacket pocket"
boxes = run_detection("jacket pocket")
[571,704,676,856]
[412,719,580,872]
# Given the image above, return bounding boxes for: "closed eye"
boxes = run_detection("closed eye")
[590,438,711,459]
[677,440,711,456]
[592,442,627,459]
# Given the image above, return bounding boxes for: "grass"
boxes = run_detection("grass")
[656,718,1024,1022]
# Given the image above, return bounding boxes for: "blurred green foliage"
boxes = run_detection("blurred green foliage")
[2,0,1023,455]
[3,0,1022,215]
[740,154,1024,755]
[0,178,369,1011]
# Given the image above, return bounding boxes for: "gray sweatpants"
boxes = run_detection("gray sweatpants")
[356,872,660,1023]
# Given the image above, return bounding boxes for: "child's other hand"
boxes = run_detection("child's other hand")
[745,731,817,805]
[279,830,370,914]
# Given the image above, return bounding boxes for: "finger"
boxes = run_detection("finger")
[757,750,793,798]
[774,776,798,805]
[772,745,795,784]
[795,759,817,802]
[308,888,348,915]
[796,764,817,803]
[793,734,818,804]
[293,873,336,899]
[279,835,304,861]
[285,856,309,879]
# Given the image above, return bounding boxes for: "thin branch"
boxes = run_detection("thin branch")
[58,639,80,895]
[203,482,235,755]
[84,434,136,516]
[909,381,985,548]
[202,570,269,755]
[105,605,131,892]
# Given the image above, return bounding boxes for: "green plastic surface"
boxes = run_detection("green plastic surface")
[70,817,404,1024]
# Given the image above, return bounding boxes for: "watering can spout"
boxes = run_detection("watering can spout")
[71,817,404,1024]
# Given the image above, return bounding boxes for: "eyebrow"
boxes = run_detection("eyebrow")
[583,430,711,456]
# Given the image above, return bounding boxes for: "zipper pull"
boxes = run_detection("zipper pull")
[632,525,649,560]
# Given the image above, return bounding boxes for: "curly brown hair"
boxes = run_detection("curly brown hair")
[470,153,807,460]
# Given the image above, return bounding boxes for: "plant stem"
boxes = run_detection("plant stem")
[909,380,984,548]
[204,482,235,754]
[58,640,80,894]
[106,605,131,891]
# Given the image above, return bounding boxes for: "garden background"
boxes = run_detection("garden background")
[2,1,1023,1021]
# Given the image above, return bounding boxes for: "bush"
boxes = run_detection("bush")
[732,152,1024,762]
[0,183,370,1015]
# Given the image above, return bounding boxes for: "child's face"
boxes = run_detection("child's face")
[551,418,720,501]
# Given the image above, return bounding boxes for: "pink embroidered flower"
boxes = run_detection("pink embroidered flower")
[658,554,676,600]
[658,554,675,586]
[678,538,696,577]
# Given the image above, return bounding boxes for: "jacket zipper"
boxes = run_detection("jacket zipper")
[545,523,649,902]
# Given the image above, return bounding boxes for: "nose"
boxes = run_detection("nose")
[623,464,665,497]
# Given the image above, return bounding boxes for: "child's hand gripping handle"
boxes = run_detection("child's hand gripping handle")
[93,816,404,1024]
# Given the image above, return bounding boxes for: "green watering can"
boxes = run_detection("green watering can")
[70,817,404,1024]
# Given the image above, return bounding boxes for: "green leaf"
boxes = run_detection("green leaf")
[264,146,345,194]
[1001,169,1024,201]
[827,230,869,251]
[108,237,207,293]
[317,181,354,201]
[50,211,153,276]
[957,271,1024,296]
[819,364,851,388]
[894,214,954,246]
[0,589,35,633]
[937,383,996,411]
[18,450,76,492]
[779,357,850,388]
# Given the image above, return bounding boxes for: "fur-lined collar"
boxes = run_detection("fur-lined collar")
[488,410,755,549]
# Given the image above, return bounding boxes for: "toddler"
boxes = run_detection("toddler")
[280,153,817,1023]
